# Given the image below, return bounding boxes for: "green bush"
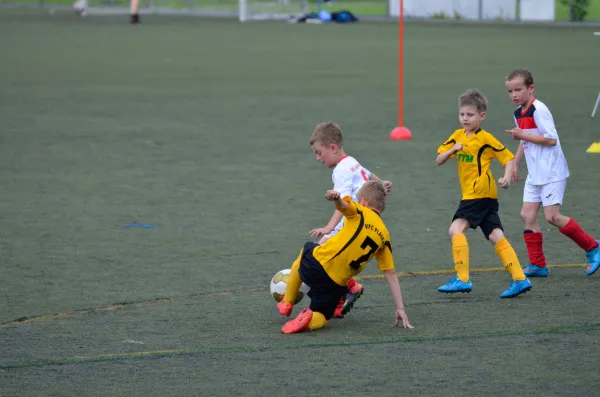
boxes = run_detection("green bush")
[560,0,590,21]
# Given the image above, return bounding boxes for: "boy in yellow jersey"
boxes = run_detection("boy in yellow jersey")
[436,89,533,298]
[276,181,413,334]
[309,121,393,318]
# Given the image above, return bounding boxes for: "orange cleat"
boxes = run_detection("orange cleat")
[282,308,313,334]
[342,282,364,315]
[277,301,293,317]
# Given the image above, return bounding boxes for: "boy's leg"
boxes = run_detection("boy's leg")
[481,201,532,298]
[488,228,532,298]
[130,0,140,23]
[281,309,329,334]
[521,184,549,277]
[341,277,364,315]
[277,246,308,317]
[552,211,600,275]
[489,229,526,281]
[439,216,472,293]
[540,180,600,275]
[282,281,345,334]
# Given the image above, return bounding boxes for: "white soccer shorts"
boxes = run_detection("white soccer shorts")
[523,179,567,207]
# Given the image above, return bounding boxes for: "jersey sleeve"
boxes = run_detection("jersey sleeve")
[375,242,395,271]
[485,133,515,166]
[533,106,558,139]
[362,166,372,180]
[437,131,458,156]
[332,170,354,199]
[339,196,360,218]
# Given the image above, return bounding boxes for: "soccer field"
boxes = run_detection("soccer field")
[1,9,600,396]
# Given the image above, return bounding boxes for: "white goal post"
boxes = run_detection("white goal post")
[239,0,309,21]
[75,0,309,22]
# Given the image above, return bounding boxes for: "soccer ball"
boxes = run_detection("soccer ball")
[270,269,310,304]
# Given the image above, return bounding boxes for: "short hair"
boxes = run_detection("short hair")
[459,89,488,113]
[506,69,534,87]
[357,180,387,212]
[310,122,343,147]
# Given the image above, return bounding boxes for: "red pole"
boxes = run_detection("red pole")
[398,0,404,127]
[390,0,412,140]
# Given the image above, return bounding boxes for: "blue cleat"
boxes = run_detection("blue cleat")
[523,264,549,277]
[500,278,532,298]
[585,241,600,276]
[438,276,472,293]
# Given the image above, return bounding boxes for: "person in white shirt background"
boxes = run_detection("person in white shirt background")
[505,69,600,277]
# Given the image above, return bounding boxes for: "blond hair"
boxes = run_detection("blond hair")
[357,180,387,212]
[506,69,534,87]
[310,122,343,147]
[459,89,488,113]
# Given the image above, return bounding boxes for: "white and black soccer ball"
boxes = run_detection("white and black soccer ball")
[270,269,310,304]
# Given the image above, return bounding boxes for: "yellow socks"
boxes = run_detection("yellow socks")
[283,250,303,304]
[308,311,327,331]
[495,237,526,281]
[452,233,470,282]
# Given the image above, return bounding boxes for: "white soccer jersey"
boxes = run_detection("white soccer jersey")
[332,155,372,201]
[513,99,570,185]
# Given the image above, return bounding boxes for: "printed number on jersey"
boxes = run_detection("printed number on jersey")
[349,236,378,270]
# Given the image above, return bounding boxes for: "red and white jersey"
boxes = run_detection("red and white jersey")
[332,155,372,201]
[513,98,569,185]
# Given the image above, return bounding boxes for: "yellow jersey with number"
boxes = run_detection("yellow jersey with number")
[312,197,394,287]
[437,128,514,200]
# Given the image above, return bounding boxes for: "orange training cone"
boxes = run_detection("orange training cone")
[390,126,412,140]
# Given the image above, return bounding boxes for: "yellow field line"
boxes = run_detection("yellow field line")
[356,263,586,280]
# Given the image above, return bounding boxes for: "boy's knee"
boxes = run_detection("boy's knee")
[488,228,504,244]
[448,226,455,237]
[544,212,560,226]
[520,208,535,223]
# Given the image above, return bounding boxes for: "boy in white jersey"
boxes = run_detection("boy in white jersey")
[309,122,392,317]
[505,69,600,276]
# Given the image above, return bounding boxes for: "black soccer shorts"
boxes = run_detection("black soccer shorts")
[453,198,503,240]
[298,242,348,320]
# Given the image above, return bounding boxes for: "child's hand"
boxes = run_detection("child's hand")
[512,166,524,183]
[382,180,392,195]
[325,190,340,201]
[498,177,510,189]
[505,128,525,140]
[452,143,463,152]
[395,308,414,329]
[310,227,333,238]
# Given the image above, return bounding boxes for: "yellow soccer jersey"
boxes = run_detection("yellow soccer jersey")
[313,197,394,287]
[437,128,515,200]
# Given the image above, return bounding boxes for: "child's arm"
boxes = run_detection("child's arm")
[498,159,514,189]
[369,172,392,195]
[383,269,414,329]
[324,190,350,211]
[309,210,343,238]
[512,142,525,182]
[436,143,463,165]
[505,128,557,146]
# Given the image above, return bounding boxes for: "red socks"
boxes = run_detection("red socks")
[524,231,547,268]
[524,219,598,269]
[559,218,599,252]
